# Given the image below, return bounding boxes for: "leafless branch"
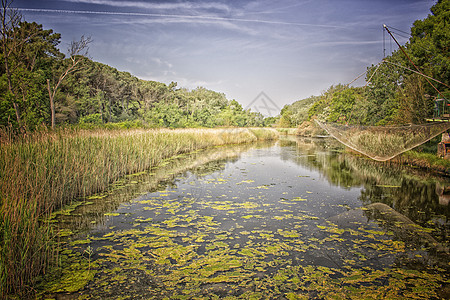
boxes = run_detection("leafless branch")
[1,0,23,126]
[1,0,21,34]
[68,35,92,57]
[49,35,93,129]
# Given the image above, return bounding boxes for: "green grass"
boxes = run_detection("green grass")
[0,127,278,298]
[275,128,298,135]
[399,150,450,174]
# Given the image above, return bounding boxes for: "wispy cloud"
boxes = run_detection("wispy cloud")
[241,0,314,16]
[61,0,232,13]
[310,40,381,47]
[151,57,173,69]
[14,0,432,107]
[15,7,345,29]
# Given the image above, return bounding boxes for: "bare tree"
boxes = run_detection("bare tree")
[47,35,92,129]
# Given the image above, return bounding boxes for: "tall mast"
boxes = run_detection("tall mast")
[383,24,445,99]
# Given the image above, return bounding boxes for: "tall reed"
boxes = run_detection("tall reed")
[0,127,278,297]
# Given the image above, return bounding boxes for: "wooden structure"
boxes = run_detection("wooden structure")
[437,132,450,159]
[434,98,450,120]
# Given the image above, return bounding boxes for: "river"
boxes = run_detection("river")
[41,137,450,299]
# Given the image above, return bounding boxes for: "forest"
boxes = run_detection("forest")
[279,0,449,127]
[0,6,269,131]
[2,1,448,131]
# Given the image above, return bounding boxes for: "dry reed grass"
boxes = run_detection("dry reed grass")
[0,127,278,297]
[317,121,450,161]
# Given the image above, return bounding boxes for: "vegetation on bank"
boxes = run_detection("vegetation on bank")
[0,0,448,297]
[0,127,278,297]
[281,0,449,167]
[397,151,450,175]
[0,1,273,131]
[279,0,449,128]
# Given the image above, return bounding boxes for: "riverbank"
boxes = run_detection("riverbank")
[39,135,449,299]
[341,142,450,176]
[394,151,450,175]
[294,121,449,175]
[334,144,449,176]
[0,127,278,298]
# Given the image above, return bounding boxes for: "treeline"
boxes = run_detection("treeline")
[55,61,268,128]
[280,0,449,127]
[0,7,268,131]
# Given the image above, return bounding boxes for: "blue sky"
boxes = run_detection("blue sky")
[12,0,435,113]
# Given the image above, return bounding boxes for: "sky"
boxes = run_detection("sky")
[11,0,436,115]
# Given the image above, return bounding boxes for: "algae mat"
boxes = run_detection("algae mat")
[41,139,450,299]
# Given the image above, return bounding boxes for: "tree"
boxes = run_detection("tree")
[364,61,403,125]
[396,74,433,124]
[1,0,64,129]
[1,3,269,130]
[327,88,360,124]
[1,0,22,126]
[408,0,449,97]
[278,106,293,127]
[47,35,91,129]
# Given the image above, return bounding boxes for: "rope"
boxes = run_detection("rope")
[315,25,450,161]
[383,59,450,89]
[364,61,384,88]
[383,24,446,100]
[324,69,368,106]
[346,69,368,87]
[345,61,384,124]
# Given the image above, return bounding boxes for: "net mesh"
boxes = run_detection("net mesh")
[315,120,450,161]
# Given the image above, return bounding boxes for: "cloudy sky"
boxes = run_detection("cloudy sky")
[12,0,435,113]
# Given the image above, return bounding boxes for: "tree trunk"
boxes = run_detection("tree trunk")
[2,26,21,126]
[11,100,21,126]
[47,79,55,129]
[99,93,103,123]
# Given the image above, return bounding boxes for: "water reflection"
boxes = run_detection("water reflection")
[43,137,449,299]
[284,136,450,264]
[286,136,450,223]
[53,142,275,233]
[436,182,450,206]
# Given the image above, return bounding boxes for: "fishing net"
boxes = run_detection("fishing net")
[316,120,450,161]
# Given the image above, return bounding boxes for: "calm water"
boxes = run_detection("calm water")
[43,137,450,299]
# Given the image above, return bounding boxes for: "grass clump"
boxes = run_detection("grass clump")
[0,127,278,298]
[317,121,450,162]
[398,151,450,174]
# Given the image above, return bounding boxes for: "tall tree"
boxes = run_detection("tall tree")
[1,0,63,129]
[1,0,23,126]
[408,0,450,97]
[47,35,91,129]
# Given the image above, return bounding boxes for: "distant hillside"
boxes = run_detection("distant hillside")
[293,0,449,127]
[0,20,269,129]
[278,95,321,127]
[56,58,270,128]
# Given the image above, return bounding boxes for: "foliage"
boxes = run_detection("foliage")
[400,150,450,174]
[363,61,402,125]
[327,87,362,123]
[278,95,320,127]
[303,85,364,124]
[361,0,449,125]
[1,14,63,129]
[79,113,102,125]
[409,0,449,97]
[303,0,449,126]
[0,20,266,130]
